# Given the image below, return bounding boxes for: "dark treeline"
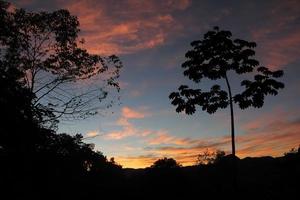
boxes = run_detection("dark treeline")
[0,39,122,199]
[124,152,300,199]
[0,1,299,199]
[0,1,122,198]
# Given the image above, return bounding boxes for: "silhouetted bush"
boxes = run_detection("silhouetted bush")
[150,157,182,169]
[196,149,226,165]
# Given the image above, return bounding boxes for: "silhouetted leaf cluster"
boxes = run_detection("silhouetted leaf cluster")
[151,157,182,169]
[196,149,226,165]
[169,84,228,114]
[0,1,122,198]
[234,66,284,109]
[169,26,284,114]
[0,1,122,127]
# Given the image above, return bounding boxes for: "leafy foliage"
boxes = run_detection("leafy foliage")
[169,26,284,114]
[196,149,226,165]
[0,2,122,126]
[1,2,123,198]
[169,84,228,114]
[234,66,285,109]
[151,157,182,169]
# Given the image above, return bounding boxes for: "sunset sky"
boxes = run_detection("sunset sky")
[12,0,300,168]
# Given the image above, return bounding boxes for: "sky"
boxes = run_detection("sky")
[11,0,300,168]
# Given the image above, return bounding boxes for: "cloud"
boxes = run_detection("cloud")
[254,29,300,70]
[144,136,230,164]
[15,0,300,169]
[118,81,130,89]
[250,0,300,69]
[104,129,135,140]
[147,131,178,145]
[104,126,153,140]
[147,131,197,146]
[113,109,300,168]
[84,130,100,139]
[104,106,152,140]
[121,106,146,119]
[129,90,142,98]
[237,109,300,157]
[104,106,197,144]
[60,0,191,55]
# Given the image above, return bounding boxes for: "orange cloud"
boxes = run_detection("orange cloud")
[236,109,300,157]
[104,129,135,140]
[105,127,153,140]
[121,106,146,119]
[147,131,197,146]
[147,131,174,145]
[61,0,191,55]
[85,130,100,138]
[114,109,300,168]
[104,106,153,140]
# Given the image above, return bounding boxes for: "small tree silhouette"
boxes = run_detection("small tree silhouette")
[151,157,181,169]
[169,27,284,157]
[196,149,225,165]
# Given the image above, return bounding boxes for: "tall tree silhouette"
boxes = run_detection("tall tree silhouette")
[0,1,122,127]
[1,3,124,197]
[169,27,284,156]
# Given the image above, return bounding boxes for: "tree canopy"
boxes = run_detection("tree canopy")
[151,157,182,169]
[169,27,284,156]
[170,27,284,115]
[0,1,122,127]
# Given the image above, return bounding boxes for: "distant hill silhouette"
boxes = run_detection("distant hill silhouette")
[121,153,299,199]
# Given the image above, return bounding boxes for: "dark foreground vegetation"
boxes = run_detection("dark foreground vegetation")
[0,1,298,199]
[1,142,299,199]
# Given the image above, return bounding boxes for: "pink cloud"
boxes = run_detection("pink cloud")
[104,106,152,140]
[118,81,130,89]
[114,109,300,168]
[147,131,197,146]
[104,119,138,140]
[147,131,175,145]
[236,109,300,157]
[60,0,191,55]
[128,90,142,98]
[121,106,146,119]
[104,129,135,140]
[96,106,300,168]
[255,30,300,70]
[251,1,300,69]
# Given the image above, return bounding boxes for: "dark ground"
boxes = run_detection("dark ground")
[1,151,299,200]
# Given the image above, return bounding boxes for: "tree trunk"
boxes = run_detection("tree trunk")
[225,74,238,191]
[225,74,235,156]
